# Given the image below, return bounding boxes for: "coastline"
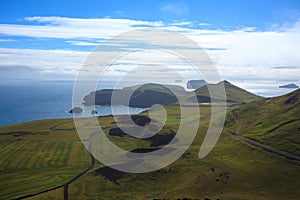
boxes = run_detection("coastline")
[0,105,148,127]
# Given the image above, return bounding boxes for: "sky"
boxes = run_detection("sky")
[0,0,300,94]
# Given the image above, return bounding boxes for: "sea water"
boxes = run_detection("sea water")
[0,81,146,126]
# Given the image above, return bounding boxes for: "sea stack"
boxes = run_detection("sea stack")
[69,107,83,114]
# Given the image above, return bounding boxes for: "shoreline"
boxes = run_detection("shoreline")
[0,107,149,127]
[0,105,148,127]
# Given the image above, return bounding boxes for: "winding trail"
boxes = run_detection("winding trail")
[196,109,300,162]
[227,109,300,161]
[221,131,300,161]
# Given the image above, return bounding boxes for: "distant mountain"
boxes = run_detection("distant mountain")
[279,83,299,89]
[83,83,187,108]
[187,79,207,89]
[184,80,262,104]
[225,88,300,156]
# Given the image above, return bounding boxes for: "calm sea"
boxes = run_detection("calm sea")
[0,81,146,126]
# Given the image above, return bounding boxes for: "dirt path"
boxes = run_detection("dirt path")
[222,131,300,161]
[226,110,300,161]
[230,109,242,134]
[196,110,300,162]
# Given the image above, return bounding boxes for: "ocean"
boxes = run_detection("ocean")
[0,80,298,126]
[0,81,147,126]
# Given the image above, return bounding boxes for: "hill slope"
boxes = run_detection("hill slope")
[225,88,300,156]
[85,81,262,108]
[83,83,187,108]
[190,80,262,104]
[0,113,299,199]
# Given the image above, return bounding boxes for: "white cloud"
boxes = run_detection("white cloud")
[198,23,211,26]
[0,39,16,42]
[169,21,193,26]
[160,2,189,15]
[66,40,100,46]
[0,17,164,39]
[0,16,299,93]
[0,65,43,80]
[0,48,89,75]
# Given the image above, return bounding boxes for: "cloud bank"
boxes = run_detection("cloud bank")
[0,16,299,94]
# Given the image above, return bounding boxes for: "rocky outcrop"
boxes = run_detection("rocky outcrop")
[187,79,207,89]
[69,107,83,113]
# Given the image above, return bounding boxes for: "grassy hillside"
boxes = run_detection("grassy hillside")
[0,105,299,199]
[0,119,90,199]
[224,88,300,156]
[123,83,186,94]
[185,80,262,104]
[83,83,188,107]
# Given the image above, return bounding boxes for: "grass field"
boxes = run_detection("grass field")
[0,118,91,199]
[65,129,300,200]
[0,104,299,199]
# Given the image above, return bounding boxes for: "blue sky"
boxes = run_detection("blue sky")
[0,0,300,95]
[1,0,299,29]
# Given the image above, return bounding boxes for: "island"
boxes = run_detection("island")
[279,83,299,89]
[83,83,188,108]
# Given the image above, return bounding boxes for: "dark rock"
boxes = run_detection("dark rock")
[117,115,151,126]
[130,147,161,153]
[108,127,177,147]
[127,147,175,158]
[94,159,143,184]
[94,166,125,185]
[108,128,127,137]
[146,131,177,147]
[91,109,97,115]
[69,107,83,113]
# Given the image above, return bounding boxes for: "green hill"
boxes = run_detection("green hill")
[83,83,187,108]
[185,80,262,104]
[84,81,262,108]
[225,88,300,156]
[0,104,299,199]
[1,84,299,199]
